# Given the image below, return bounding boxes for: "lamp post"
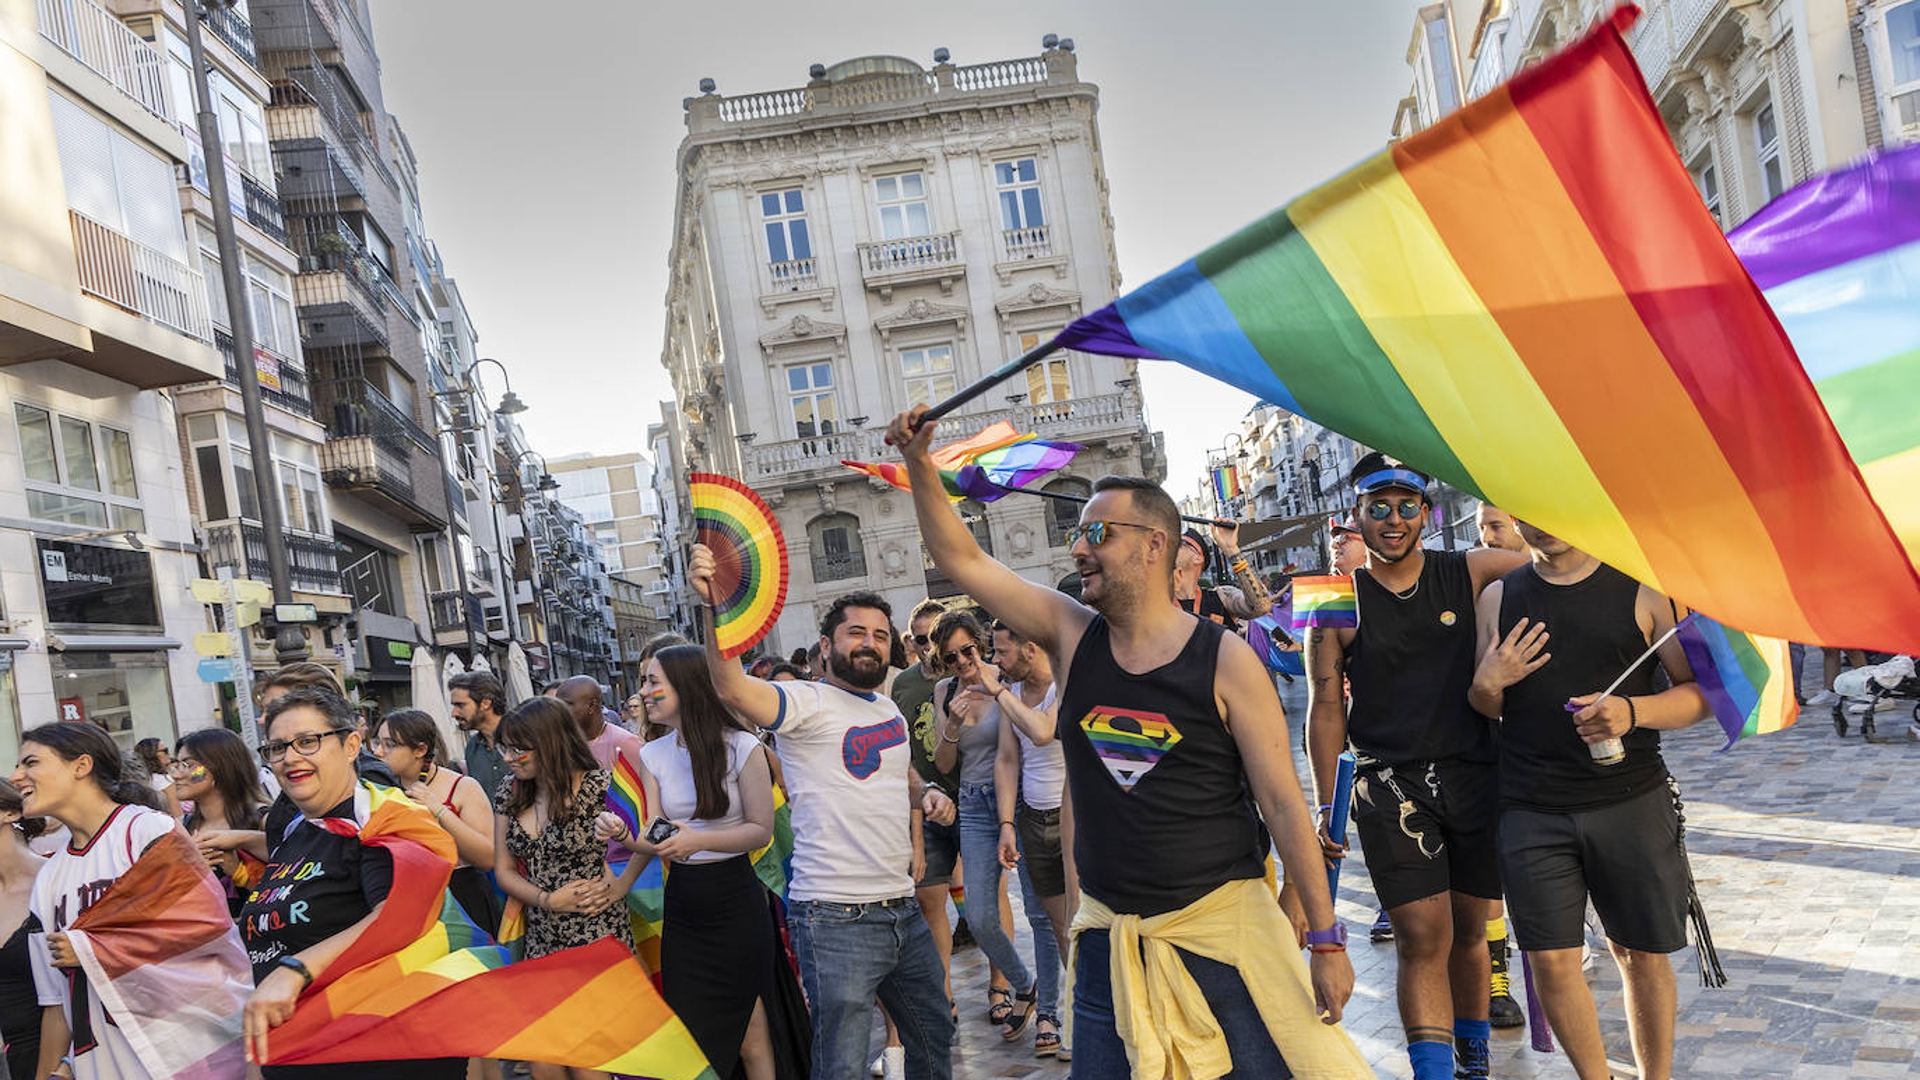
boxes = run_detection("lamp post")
[508,449,561,676]
[183,0,304,663]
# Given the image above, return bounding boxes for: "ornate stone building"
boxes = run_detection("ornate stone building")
[658,41,1165,657]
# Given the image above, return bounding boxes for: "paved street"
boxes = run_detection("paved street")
[935,664,1920,1079]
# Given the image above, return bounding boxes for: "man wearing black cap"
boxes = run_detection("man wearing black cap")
[1328,513,1366,575]
[1173,524,1272,632]
[1304,452,1527,1080]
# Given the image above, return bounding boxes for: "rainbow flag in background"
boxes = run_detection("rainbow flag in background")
[750,780,795,898]
[1053,5,1920,657]
[842,420,1080,502]
[607,750,649,840]
[1727,145,1920,571]
[264,783,714,1077]
[1674,613,1799,749]
[1290,575,1357,631]
[1212,465,1242,504]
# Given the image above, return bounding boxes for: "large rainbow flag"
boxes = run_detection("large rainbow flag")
[1674,612,1799,749]
[66,828,250,1079]
[1727,144,1920,570]
[264,783,714,1077]
[1053,5,1920,657]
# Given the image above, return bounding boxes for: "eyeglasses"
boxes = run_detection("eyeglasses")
[166,759,199,775]
[259,729,354,765]
[940,642,979,667]
[1365,499,1424,522]
[1065,520,1157,547]
[499,745,533,762]
[368,736,411,753]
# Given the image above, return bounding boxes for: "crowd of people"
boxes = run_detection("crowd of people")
[0,402,1853,1080]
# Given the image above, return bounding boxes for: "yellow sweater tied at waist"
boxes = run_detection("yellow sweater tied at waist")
[1066,877,1372,1080]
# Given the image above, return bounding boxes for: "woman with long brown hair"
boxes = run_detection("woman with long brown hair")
[493,698,641,1080]
[373,710,499,933]
[171,728,267,916]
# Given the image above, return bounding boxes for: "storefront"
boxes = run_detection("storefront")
[37,539,178,753]
[0,644,25,774]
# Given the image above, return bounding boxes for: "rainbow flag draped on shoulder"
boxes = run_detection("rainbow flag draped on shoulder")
[1053,4,1920,657]
[264,782,714,1078]
[66,827,250,1079]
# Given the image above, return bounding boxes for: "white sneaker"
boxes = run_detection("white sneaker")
[880,1046,906,1080]
[1806,690,1839,706]
[870,1052,884,1077]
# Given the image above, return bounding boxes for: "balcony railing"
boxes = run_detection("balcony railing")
[318,380,432,510]
[858,230,962,279]
[202,519,343,594]
[36,0,173,124]
[216,330,312,416]
[706,55,1056,127]
[1002,225,1053,261]
[200,1,257,67]
[767,256,818,292]
[430,590,486,638]
[240,174,288,245]
[812,550,868,583]
[69,210,213,342]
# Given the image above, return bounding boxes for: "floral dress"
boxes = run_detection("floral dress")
[497,769,634,959]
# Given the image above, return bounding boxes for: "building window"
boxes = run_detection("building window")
[786,362,837,438]
[875,173,930,240]
[808,512,867,582]
[15,404,143,530]
[1696,162,1722,225]
[46,91,187,260]
[274,434,327,534]
[1044,477,1091,548]
[1754,103,1785,202]
[50,651,175,756]
[248,256,299,357]
[761,189,811,263]
[900,345,956,405]
[1885,0,1920,133]
[1017,331,1073,404]
[994,159,1045,230]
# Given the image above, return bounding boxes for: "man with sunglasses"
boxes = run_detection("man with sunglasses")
[1303,452,1527,1080]
[890,406,1368,1079]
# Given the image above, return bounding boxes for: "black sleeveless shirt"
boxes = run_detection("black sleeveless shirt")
[1497,563,1667,812]
[1345,549,1493,766]
[1060,616,1268,916]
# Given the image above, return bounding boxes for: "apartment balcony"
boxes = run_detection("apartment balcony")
[288,214,391,348]
[239,174,289,245]
[36,0,174,126]
[317,379,440,525]
[429,589,486,645]
[270,136,367,205]
[199,0,257,67]
[252,0,368,58]
[69,209,213,343]
[694,54,1066,134]
[855,230,964,298]
[811,550,868,584]
[215,329,312,416]
[201,519,345,596]
[766,256,818,292]
[994,224,1068,284]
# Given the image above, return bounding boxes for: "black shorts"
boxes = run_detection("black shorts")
[1352,757,1501,910]
[1497,781,1689,954]
[1016,801,1065,898]
[917,814,960,888]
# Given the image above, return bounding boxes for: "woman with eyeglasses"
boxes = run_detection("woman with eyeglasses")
[929,610,1038,1042]
[240,687,464,1079]
[373,710,500,934]
[172,728,268,917]
[133,737,183,820]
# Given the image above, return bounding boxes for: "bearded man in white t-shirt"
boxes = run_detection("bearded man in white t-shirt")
[692,543,958,1080]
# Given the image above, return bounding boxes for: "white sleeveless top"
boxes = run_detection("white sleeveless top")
[638,728,764,864]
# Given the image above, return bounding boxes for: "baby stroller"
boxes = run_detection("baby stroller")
[1830,654,1920,740]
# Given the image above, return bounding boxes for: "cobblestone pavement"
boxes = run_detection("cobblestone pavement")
[921,659,1920,1079]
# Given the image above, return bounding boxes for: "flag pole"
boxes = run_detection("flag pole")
[1590,622,1684,704]
[916,338,1064,426]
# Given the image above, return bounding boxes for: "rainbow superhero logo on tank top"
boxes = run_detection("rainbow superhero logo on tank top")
[1079,707,1183,790]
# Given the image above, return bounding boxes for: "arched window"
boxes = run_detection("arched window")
[808,512,866,582]
[1043,478,1091,548]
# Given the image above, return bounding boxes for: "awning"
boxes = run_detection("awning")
[47,634,180,651]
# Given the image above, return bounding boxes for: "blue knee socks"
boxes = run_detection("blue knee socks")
[1407,1040,1452,1080]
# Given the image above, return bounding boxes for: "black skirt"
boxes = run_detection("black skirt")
[662,855,777,1078]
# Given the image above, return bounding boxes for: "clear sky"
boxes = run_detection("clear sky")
[370,0,1425,503]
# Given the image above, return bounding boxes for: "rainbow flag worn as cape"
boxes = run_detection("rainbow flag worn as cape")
[264,782,714,1077]
[1727,144,1920,571]
[842,420,1081,502]
[1290,576,1357,631]
[65,827,250,1079]
[1053,4,1920,657]
[1674,612,1800,749]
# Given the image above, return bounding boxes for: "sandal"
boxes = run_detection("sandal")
[986,986,1013,1025]
[1000,984,1037,1041]
[1033,1012,1061,1058]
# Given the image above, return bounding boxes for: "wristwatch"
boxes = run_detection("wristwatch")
[1304,924,1348,948]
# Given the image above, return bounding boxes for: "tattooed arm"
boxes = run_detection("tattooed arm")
[1212,523,1273,619]
[1303,625,1351,865]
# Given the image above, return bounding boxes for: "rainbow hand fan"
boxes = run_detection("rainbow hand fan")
[691,473,788,659]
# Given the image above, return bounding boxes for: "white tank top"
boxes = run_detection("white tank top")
[1010,681,1065,810]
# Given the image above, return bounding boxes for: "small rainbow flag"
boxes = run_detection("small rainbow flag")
[842,420,1080,502]
[1290,575,1357,631]
[1673,613,1800,749]
[607,750,649,840]
[1212,465,1242,504]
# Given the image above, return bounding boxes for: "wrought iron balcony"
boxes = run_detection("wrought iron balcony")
[216,330,312,416]
[811,550,868,584]
[201,519,343,595]
[429,589,486,639]
[199,1,258,67]
[317,379,441,525]
[239,174,288,244]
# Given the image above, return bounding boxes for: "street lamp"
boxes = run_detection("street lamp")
[183,0,304,663]
[435,356,528,419]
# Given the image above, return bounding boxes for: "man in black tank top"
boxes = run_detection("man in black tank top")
[1468,521,1712,1080]
[890,406,1370,1079]
[1303,453,1527,1080]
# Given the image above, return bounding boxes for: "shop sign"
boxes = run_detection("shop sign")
[38,541,159,628]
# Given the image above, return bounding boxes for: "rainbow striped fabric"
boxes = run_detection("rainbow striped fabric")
[1055,5,1920,656]
[606,750,649,840]
[843,420,1080,502]
[691,473,788,659]
[1727,145,1920,570]
[67,828,250,1078]
[1211,465,1242,505]
[1674,613,1799,749]
[266,783,714,1077]
[1290,575,1358,631]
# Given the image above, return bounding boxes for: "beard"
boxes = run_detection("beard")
[828,646,888,690]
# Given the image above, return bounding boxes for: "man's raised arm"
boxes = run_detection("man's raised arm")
[689,542,785,728]
[887,406,1088,652]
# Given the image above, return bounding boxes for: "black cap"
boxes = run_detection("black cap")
[1349,451,1430,496]
[1180,528,1211,559]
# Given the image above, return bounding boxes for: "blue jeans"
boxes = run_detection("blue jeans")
[1071,927,1291,1079]
[1014,822,1062,1017]
[956,782,1033,997]
[787,897,954,1080]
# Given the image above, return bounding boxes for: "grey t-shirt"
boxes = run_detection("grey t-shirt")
[939,677,1003,789]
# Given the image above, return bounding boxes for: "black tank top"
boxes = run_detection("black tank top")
[1182,588,1242,635]
[1345,550,1493,765]
[1497,563,1666,812]
[1059,616,1267,916]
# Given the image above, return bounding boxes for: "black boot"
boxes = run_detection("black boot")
[1489,930,1525,1029]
